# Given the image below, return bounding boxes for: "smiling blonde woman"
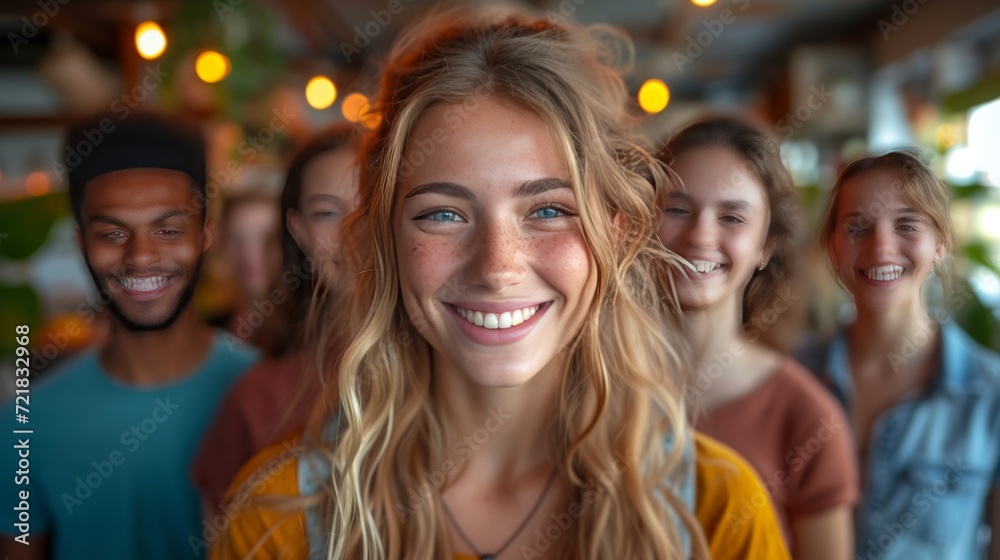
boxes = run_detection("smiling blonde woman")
[210,9,788,560]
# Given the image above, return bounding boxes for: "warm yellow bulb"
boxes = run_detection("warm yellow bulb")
[341,93,369,122]
[361,110,381,130]
[638,79,670,114]
[305,76,337,110]
[691,0,717,6]
[25,172,51,197]
[135,21,167,60]
[195,51,231,84]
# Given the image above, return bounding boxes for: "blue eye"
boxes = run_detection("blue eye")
[430,210,459,222]
[535,207,561,219]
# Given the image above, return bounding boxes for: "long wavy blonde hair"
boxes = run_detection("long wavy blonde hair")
[307,9,708,559]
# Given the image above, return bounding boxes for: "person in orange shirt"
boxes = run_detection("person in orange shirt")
[209,9,789,560]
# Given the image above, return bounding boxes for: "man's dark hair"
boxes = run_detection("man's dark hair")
[65,111,207,226]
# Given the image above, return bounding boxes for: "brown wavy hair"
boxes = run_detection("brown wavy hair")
[656,116,801,328]
[820,149,955,294]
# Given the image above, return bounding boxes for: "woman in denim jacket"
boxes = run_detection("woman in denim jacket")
[800,150,1000,559]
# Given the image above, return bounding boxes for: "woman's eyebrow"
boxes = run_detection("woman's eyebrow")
[404,178,572,201]
[513,177,571,197]
[404,182,476,200]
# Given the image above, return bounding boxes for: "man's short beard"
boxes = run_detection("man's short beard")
[86,259,202,333]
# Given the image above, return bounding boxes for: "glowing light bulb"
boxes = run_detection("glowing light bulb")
[195,50,231,84]
[305,76,337,110]
[135,21,167,60]
[638,79,670,114]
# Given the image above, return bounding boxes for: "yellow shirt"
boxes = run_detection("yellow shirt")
[209,432,789,559]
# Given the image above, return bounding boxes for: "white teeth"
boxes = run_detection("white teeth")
[512,309,524,326]
[119,276,168,292]
[455,305,540,330]
[690,260,721,273]
[484,313,499,329]
[865,265,904,282]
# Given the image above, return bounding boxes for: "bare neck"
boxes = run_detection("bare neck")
[683,298,779,408]
[433,360,562,482]
[848,299,938,377]
[99,305,215,386]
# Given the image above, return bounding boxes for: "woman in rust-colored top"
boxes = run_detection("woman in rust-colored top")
[655,117,859,558]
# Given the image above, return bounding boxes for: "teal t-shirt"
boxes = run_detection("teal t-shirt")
[1,331,259,559]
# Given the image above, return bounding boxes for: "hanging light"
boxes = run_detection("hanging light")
[638,79,670,114]
[305,76,337,110]
[195,50,231,84]
[25,172,51,197]
[135,21,167,60]
[341,93,368,122]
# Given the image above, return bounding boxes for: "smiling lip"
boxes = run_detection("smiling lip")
[857,266,904,287]
[447,301,550,346]
[116,276,173,301]
[680,259,726,280]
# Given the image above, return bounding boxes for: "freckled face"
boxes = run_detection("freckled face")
[393,96,597,387]
[656,146,771,312]
[829,170,944,313]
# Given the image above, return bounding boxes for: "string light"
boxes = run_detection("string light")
[195,50,231,84]
[305,76,337,110]
[135,21,167,60]
[341,93,368,122]
[25,172,50,197]
[638,79,670,114]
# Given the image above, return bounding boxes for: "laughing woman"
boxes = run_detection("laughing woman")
[655,117,858,559]
[212,11,788,560]
[801,151,1000,560]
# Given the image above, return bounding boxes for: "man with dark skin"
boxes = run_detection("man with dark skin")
[1,113,259,560]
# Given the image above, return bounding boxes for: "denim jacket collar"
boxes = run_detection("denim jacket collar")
[821,320,980,403]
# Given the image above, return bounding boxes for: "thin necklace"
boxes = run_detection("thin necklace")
[442,467,559,560]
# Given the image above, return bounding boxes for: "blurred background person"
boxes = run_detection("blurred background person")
[655,117,858,559]
[209,188,291,355]
[801,150,1000,560]
[0,112,259,560]
[191,123,360,521]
